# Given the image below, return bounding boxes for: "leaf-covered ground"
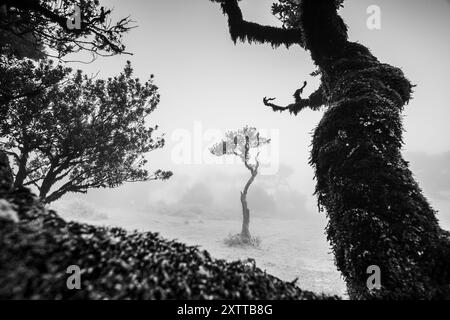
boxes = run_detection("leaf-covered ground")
[0,188,339,300]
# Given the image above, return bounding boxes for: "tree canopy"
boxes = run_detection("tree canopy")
[0,58,171,203]
[210,126,270,172]
[0,0,133,60]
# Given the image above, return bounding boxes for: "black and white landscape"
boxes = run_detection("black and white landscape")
[1,0,450,301]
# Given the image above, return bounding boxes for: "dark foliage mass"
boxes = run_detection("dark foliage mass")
[0,188,338,300]
[0,1,170,204]
[0,58,171,204]
[212,0,450,299]
[0,152,13,193]
[0,0,133,59]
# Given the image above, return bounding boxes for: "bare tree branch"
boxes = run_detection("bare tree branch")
[264,82,325,115]
[0,0,134,59]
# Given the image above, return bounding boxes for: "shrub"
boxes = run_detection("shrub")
[223,233,261,248]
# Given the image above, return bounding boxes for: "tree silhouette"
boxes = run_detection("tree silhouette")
[0,59,171,203]
[0,0,133,60]
[210,0,450,299]
[0,0,135,189]
[210,126,270,242]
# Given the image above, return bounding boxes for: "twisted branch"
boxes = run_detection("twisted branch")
[263,81,325,115]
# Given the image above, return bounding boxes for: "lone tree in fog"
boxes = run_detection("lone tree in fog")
[210,126,270,243]
[210,0,450,299]
[0,58,171,203]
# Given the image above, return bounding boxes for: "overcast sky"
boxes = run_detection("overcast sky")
[60,0,450,227]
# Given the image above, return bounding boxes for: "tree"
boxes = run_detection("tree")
[0,58,172,203]
[0,0,133,60]
[0,54,67,110]
[0,0,135,114]
[210,0,450,299]
[0,0,135,185]
[210,126,270,242]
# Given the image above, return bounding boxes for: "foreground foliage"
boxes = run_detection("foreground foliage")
[0,187,338,300]
[0,0,133,59]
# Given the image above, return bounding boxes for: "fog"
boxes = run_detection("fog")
[54,0,450,224]
[48,0,450,296]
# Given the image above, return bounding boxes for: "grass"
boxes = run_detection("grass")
[223,233,261,248]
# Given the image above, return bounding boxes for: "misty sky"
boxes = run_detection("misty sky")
[60,0,450,226]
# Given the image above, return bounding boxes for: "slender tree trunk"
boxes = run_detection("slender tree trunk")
[13,152,28,188]
[240,171,257,241]
[42,187,68,204]
[240,191,251,240]
[38,170,57,203]
[39,184,52,203]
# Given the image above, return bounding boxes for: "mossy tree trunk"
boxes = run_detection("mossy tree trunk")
[212,0,450,299]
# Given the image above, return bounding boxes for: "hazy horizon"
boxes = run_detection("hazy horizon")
[52,0,450,229]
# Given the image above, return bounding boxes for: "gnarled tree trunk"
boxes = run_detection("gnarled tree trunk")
[212,0,450,299]
[299,0,450,299]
